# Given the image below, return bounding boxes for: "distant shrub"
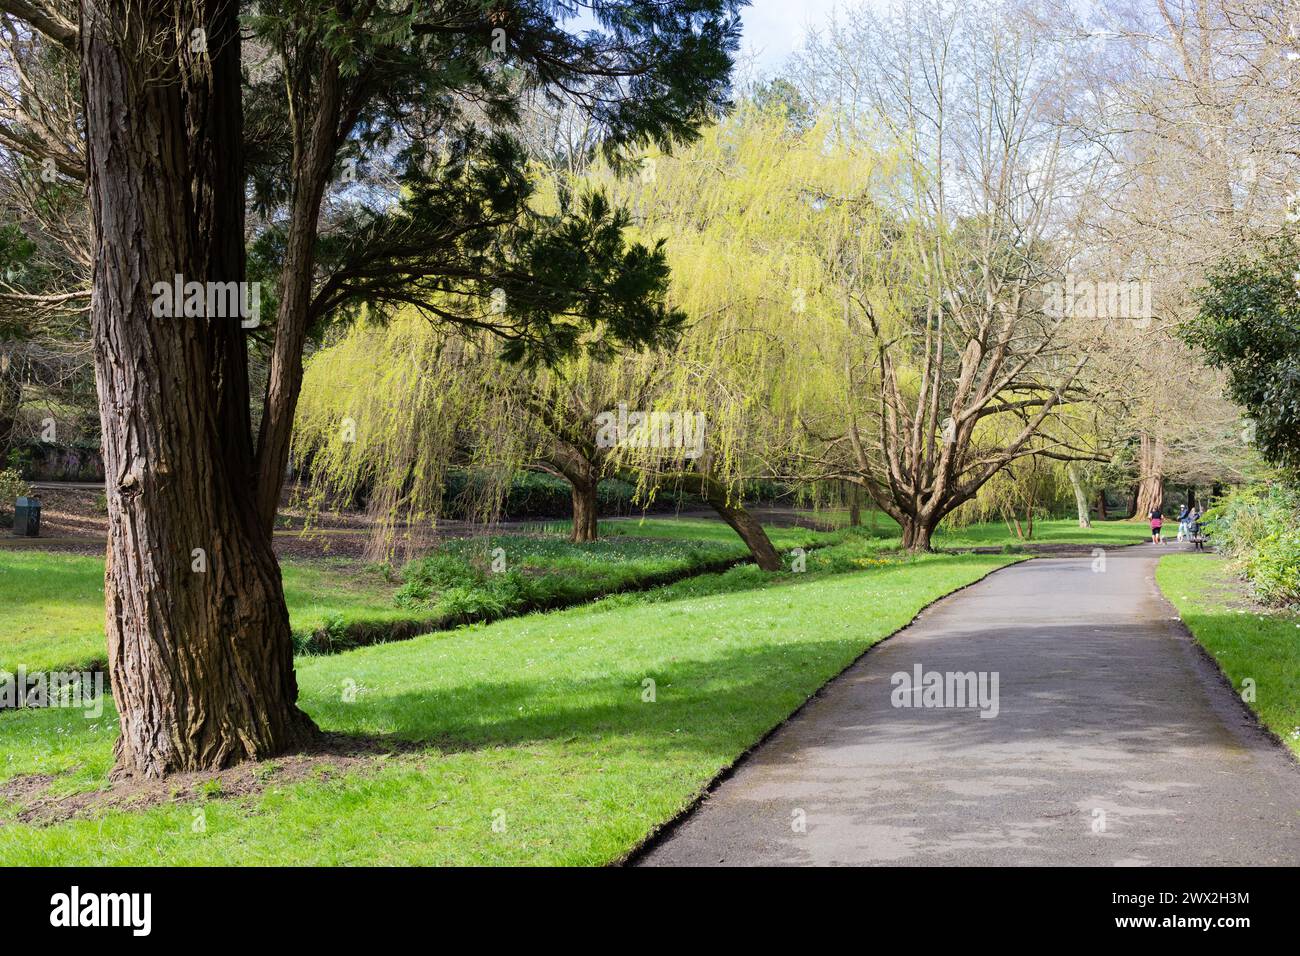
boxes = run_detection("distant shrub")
[395,552,484,607]
[1206,483,1300,606]
[0,468,32,525]
[436,585,509,623]
[440,468,702,521]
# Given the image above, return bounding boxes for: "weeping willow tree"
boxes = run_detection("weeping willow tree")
[292,103,853,569]
[595,101,935,542]
[293,314,532,559]
[588,104,886,541]
[293,306,791,563]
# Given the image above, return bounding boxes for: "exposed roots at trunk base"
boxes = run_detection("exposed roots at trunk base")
[109,708,321,782]
[30,732,415,823]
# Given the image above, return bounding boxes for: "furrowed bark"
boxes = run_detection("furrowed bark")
[81,0,315,778]
[1134,432,1164,517]
[900,515,937,553]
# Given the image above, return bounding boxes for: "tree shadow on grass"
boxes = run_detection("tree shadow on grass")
[1,637,879,825]
[305,636,907,759]
[0,554,1015,822]
[303,604,1299,775]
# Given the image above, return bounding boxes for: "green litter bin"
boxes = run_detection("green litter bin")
[13,496,40,537]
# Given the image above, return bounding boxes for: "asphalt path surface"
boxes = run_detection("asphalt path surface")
[639,546,1300,866]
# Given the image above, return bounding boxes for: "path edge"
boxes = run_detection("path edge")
[1151,555,1300,769]
[617,555,1030,867]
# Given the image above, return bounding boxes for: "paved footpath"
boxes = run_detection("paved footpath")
[639,547,1300,866]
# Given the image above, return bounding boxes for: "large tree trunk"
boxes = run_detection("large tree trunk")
[705,490,782,571]
[570,478,598,543]
[1133,432,1164,518]
[81,0,315,778]
[901,515,937,552]
[544,442,600,542]
[1067,463,1091,528]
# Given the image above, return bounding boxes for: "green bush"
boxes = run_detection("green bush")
[0,468,32,524]
[1205,483,1300,606]
[437,585,510,623]
[1246,536,1300,605]
[395,552,485,607]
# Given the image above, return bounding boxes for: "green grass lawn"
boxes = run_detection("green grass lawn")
[0,552,401,674]
[933,517,1148,548]
[0,550,1016,865]
[528,515,837,548]
[1158,553,1300,757]
[1,514,1141,676]
[546,513,1148,550]
[0,523,821,673]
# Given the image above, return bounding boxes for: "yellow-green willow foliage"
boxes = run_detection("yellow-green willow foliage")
[591,104,906,496]
[292,303,676,552]
[292,104,907,547]
[292,310,532,558]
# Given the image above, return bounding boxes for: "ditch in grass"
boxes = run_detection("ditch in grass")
[1,515,1144,680]
[532,513,1149,550]
[0,551,404,675]
[0,550,1019,865]
[0,520,841,678]
[1157,553,1300,758]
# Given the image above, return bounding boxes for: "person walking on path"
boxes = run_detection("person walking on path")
[1177,504,1191,542]
[1191,507,1206,551]
[1149,506,1164,544]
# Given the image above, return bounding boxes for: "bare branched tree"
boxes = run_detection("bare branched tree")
[784,0,1110,549]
